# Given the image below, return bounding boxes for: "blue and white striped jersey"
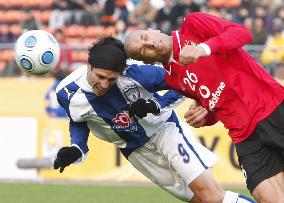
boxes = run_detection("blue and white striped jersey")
[56,63,184,158]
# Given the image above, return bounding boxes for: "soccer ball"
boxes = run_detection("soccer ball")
[14,30,60,75]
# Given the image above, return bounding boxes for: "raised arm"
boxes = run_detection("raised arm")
[53,87,90,173]
[183,12,253,54]
[179,12,253,65]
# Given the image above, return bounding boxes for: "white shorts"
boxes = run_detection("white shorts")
[128,119,218,201]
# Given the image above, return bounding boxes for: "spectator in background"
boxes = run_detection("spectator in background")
[178,0,200,15]
[69,0,87,25]
[174,0,200,28]
[243,17,253,32]
[234,7,250,24]
[100,0,117,26]
[154,0,180,35]
[49,0,72,29]
[114,0,130,25]
[261,18,284,79]
[136,18,150,30]
[276,6,284,22]
[83,0,102,25]
[115,19,128,42]
[251,18,268,45]
[253,5,267,20]
[128,0,157,26]
[104,0,116,17]
[20,11,42,33]
[74,0,101,26]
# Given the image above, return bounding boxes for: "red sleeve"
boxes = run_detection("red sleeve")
[182,12,253,54]
[203,110,218,126]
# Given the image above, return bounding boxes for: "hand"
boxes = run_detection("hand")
[54,146,82,173]
[127,98,160,118]
[184,105,208,128]
[179,45,207,65]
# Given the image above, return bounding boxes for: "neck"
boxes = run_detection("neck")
[160,52,172,64]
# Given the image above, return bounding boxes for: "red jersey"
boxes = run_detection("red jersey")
[164,12,284,143]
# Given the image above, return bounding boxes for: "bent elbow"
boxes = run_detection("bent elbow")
[246,29,253,43]
[242,25,253,44]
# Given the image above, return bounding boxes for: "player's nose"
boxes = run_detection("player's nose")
[100,80,109,88]
[144,41,155,47]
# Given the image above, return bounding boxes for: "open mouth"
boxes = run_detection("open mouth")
[93,85,102,92]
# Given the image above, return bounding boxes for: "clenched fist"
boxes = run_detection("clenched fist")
[126,98,160,118]
[179,45,207,65]
[54,146,82,173]
[184,105,208,128]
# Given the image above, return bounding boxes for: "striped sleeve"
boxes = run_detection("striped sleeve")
[56,85,90,155]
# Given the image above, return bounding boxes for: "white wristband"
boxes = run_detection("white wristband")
[71,144,87,164]
[198,43,211,56]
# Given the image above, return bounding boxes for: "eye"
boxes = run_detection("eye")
[141,33,147,41]
[109,78,117,82]
[96,73,105,80]
[144,34,147,40]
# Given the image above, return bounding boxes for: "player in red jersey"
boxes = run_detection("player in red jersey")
[124,12,284,203]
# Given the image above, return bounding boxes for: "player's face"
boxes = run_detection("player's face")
[126,30,172,64]
[87,66,120,96]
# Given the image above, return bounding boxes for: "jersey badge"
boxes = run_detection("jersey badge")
[112,112,138,132]
[122,85,140,103]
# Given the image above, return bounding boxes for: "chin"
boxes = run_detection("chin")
[95,90,107,96]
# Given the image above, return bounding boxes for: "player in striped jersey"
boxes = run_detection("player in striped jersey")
[54,37,255,203]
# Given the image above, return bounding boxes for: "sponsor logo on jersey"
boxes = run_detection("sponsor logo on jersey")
[112,113,138,132]
[185,40,198,46]
[64,87,75,100]
[122,85,140,103]
[208,82,225,111]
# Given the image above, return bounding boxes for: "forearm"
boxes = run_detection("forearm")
[204,24,253,54]
[69,121,90,154]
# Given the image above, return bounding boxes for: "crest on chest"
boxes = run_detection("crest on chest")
[184,40,198,46]
[121,84,140,103]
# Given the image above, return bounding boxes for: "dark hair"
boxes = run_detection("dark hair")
[88,37,128,73]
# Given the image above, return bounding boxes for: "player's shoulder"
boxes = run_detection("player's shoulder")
[124,59,165,77]
[185,12,215,21]
[56,65,87,93]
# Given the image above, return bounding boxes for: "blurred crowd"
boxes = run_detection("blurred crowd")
[0,0,284,79]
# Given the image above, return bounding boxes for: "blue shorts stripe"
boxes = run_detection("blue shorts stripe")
[238,194,256,203]
[167,112,208,169]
